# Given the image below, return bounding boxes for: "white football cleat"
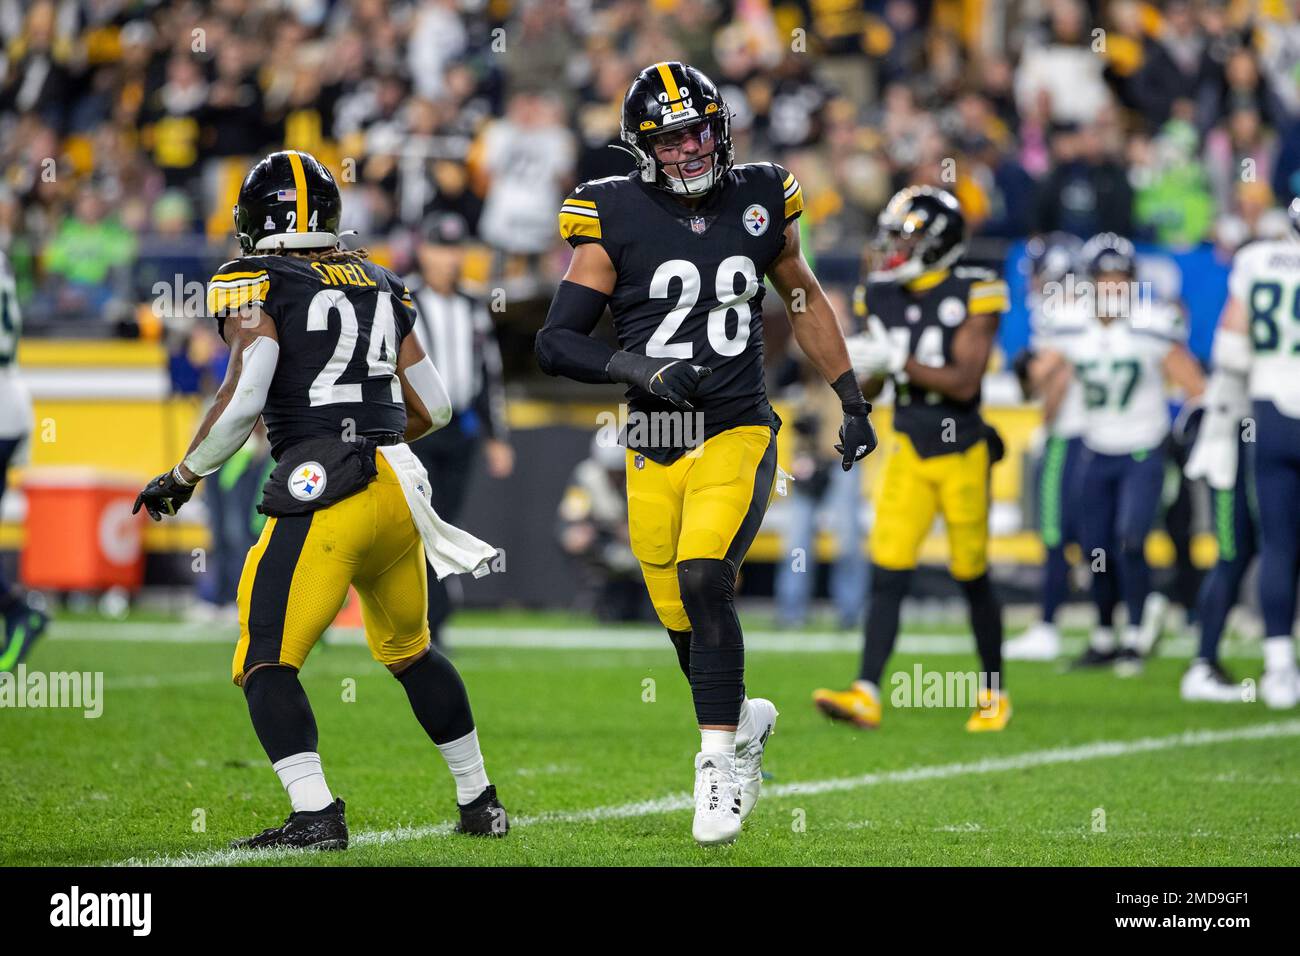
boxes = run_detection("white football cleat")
[1261,668,1300,710]
[692,751,742,846]
[1180,659,1244,703]
[1003,622,1061,661]
[735,698,778,822]
[1136,592,1169,656]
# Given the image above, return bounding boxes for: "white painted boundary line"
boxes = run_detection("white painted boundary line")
[115,718,1300,867]
[50,621,1232,657]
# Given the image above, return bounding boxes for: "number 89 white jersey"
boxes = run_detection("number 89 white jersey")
[1229,238,1300,418]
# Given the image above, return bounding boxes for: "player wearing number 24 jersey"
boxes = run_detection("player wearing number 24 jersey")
[133,150,509,850]
[536,62,877,847]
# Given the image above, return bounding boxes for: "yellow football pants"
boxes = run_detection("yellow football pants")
[232,454,430,684]
[869,433,991,580]
[626,425,777,632]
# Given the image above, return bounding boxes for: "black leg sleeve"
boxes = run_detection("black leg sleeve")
[667,628,692,681]
[960,573,1004,690]
[243,665,319,764]
[396,649,476,745]
[858,565,912,686]
[677,558,745,726]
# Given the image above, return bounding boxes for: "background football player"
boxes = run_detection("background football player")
[133,150,509,850]
[1031,234,1204,676]
[1005,232,1086,662]
[0,249,48,671]
[1186,199,1300,709]
[535,62,877,846]
[813,186,1012,733]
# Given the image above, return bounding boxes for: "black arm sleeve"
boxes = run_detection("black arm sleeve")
[535,280,615,384]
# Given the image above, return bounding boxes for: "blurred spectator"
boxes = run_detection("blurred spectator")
[1034,121,1134,238]
[37,187,135,321]
[557,434,652,623]
[1015,0,1111,127]
[1132,114,1214,248]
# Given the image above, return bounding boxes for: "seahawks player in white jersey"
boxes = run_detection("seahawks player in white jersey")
[1006,233,1086,661]
[0,250,48,671]
[1187,200,1300,708]
[1034,235,1204,674]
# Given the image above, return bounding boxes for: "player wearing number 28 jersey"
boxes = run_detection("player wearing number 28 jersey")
[133,150,510,850]
[535,62,878,847]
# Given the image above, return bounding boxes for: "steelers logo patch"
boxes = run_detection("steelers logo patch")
[289,462,327,502]
[938,296,967,327]
[742,204,770,236]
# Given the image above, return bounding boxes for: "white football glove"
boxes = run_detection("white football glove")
[1184,407,1239,491]
[846,318,909,378]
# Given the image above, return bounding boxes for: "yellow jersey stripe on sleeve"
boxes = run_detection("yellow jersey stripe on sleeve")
[209,269,268,285]
[564,198,597,209]
[559,210,602,241]
[208,277,269,315]
[969,279,1009,313]
[784,183,804,222]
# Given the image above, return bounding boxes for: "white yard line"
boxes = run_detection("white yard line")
[115,718,1300,867]
[47,621,1230,657]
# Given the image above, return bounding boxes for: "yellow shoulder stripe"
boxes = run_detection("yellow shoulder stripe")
[208,279,269,315]
[559,211,602,241]
[784,184,804,221]
[969,278,1009,313]
[782,171,796,190]
[565,198,597,209]
[210,269,268,284]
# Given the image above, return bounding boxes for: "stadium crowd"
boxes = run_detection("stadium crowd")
[5,0,1300,340]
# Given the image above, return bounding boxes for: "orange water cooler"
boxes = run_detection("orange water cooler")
[21,469,148,591]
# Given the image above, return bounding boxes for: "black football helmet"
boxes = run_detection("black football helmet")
[869,186,966,282]
[234,150,342,253]
[1023,232,1082,287]
[620,61,734,197]
[1081,232,1137,279]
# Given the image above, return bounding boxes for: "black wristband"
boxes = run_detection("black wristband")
[831,370,871,414]
[606,350,663,390]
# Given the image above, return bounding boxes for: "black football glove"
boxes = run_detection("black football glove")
[607,351,713,410]
[133,468,197,521]
[830,370,878,471]
[836,401,878,471]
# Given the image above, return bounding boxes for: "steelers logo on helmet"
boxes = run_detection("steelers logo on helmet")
[289,462,328,502]
[621,61,735,198]
[742,204,770,236]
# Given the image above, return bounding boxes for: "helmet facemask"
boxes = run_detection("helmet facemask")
[868,216,963,283]
[624,112,732,197]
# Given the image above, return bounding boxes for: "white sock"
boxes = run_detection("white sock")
[1263,636,1296,673]
[272,752,333,813]
[1091,627,1116,653]
[852,679,880,699]
[1121,625,1141,651]
[436,728,490,805]
[734,698,754,748]
[700,729,736,758]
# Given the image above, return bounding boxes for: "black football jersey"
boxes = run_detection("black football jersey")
[207,254,416,459]
[853,266,1008,458]
[559,162,803,463]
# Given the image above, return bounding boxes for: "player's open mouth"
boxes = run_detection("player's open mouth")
[681,159,709,176]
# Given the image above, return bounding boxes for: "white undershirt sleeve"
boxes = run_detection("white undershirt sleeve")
[182,335,279,477]
[404,355,454,440]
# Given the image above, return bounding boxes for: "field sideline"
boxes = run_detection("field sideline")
[2,613,1297,867]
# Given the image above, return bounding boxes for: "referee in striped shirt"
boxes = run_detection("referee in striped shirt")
[407,215,514,648]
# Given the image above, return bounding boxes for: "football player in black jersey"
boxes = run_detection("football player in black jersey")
[536,62,878,845]
[133,150,509,850]
[812,186,1012,733]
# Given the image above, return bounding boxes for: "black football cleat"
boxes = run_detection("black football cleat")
[455,785,509,837]
[1066,646,1120,670]
[230,797,348,851]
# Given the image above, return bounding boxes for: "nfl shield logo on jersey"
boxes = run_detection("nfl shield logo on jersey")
[742,204,769,236]
[634,454,646,470]
[289,462,327,501]
[690,216,707,234]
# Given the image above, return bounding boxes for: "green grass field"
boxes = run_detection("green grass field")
[2,613,1298,867]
